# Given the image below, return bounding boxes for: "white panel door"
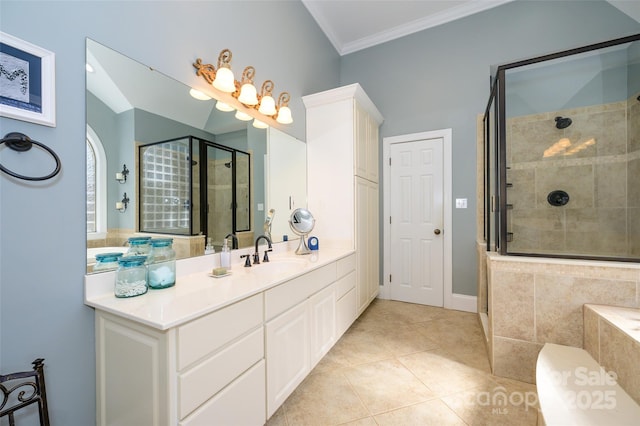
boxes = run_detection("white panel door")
[389,138,444,306]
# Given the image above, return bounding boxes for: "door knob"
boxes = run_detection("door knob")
[434,229,441,235]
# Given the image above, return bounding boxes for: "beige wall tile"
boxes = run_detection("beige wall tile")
[629,96,640,153]
[628,159,640,208]
[630,208,640,257]
[594,162,627,208]
[492,337,542,384]
[536,275,636,347]
[582,306,600,362]
[600,320,640,406]
[565,208,628,257]
[536,164,593,209]
[491,270,535,341]
[509,119,560,163]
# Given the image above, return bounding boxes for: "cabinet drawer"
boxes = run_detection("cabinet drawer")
[177,293,263,370]
[335,270,356,300]
[178,327,264,419]
[265,263,336,320]
[336,253,356,279]
[180,360,266,426]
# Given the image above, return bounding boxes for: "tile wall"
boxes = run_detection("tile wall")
[505,94,640,257]
[485,253,640,384]
[584,304,640,405]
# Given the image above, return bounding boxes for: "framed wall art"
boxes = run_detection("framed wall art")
[0,31,56,127]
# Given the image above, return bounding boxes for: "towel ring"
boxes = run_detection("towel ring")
[0,132,61,181]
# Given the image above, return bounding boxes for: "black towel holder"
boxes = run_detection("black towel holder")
[0,132,61,181]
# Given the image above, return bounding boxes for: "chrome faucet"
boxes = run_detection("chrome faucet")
[225,233,239,250]
[253,235,272,264]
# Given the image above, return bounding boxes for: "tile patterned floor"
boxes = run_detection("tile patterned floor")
[267,299,539,426]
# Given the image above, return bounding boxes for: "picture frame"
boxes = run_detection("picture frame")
[0,31,56,127]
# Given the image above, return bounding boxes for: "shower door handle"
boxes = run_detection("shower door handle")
[434,229,441,235]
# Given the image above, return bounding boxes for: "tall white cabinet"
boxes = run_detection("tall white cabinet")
[303,83,383,316]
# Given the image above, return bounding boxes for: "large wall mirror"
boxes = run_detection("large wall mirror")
[86,38,306,273]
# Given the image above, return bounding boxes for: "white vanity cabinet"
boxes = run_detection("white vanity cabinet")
[89,250,358,425]
[264,262,337,417]
[304,83,383,317]
[95,294,265,426]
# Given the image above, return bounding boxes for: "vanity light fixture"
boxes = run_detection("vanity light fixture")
[115,164,129,183]
[211,49,236,93]
[189,88,211,101]
[193,49,293,125]
[257,80,277,116]
[116,193,130,212]
[215,101,235,112]
[235,110,253,121]
[252,119,268,129]
[276,92,293,124]
[237,66,259,106]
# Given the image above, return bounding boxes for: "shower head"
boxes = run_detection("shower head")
[554,116,572,129]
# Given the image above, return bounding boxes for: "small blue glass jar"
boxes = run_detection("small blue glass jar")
[115,255,148,298]
[93,252,123,272]
[147,238,176,289]
[124,236,152,259]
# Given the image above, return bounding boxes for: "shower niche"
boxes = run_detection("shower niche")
[139,135,250,247]
[484,33,640,261]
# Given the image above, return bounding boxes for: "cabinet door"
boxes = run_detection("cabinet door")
[367,181,380,301]
[367,113,379,183]
[309,284,336,368]
[355,102,368,179]
[356,178,379,315]
[266,301,310,418]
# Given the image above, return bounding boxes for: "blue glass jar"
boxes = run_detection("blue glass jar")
[115,255,148,298]
[147,238,176,289]
[93,252,123,272]
[124,236,152,259]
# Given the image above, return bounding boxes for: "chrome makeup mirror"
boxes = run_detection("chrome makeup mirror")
[289,208,315,255]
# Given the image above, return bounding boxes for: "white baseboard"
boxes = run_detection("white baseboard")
[377,286,477,313]
[449,293,477,313]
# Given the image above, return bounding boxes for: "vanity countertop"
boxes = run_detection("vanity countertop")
[84,247,354,331]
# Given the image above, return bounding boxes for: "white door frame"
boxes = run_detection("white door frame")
[381,129,453,309]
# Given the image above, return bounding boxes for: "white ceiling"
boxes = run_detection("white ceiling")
[301,0,640,56]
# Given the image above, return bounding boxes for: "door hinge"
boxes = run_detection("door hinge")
[389,157,391,166]
[389,216,392,224]
[389,274,392,283]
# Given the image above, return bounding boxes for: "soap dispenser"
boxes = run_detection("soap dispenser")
[220,238,231,269]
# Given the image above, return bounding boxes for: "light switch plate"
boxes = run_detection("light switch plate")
[257,203,264,211]
[456,198,467,209]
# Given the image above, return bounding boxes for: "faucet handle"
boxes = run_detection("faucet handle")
[253,252,260,265]
[240,254,251,267]
[263,249,273,263]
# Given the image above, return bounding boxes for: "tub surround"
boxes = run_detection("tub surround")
[485,252,640,384]
[584,303,640,405]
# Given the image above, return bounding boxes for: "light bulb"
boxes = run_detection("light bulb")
[237,83,259,105]
[253,119,269,129]
[258,95,276,115]
[189,88,211,101]
[235,110,253,121]
[276,106,293,124]
[215,101,235,112]
[212,66,236,93]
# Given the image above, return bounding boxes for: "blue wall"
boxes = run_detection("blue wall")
[0,1,337,424]
[339,0,640,296]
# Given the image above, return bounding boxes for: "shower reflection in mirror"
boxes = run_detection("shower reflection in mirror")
[138,135,250,250]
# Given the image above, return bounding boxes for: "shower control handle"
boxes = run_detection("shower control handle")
[434,229,441,235]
